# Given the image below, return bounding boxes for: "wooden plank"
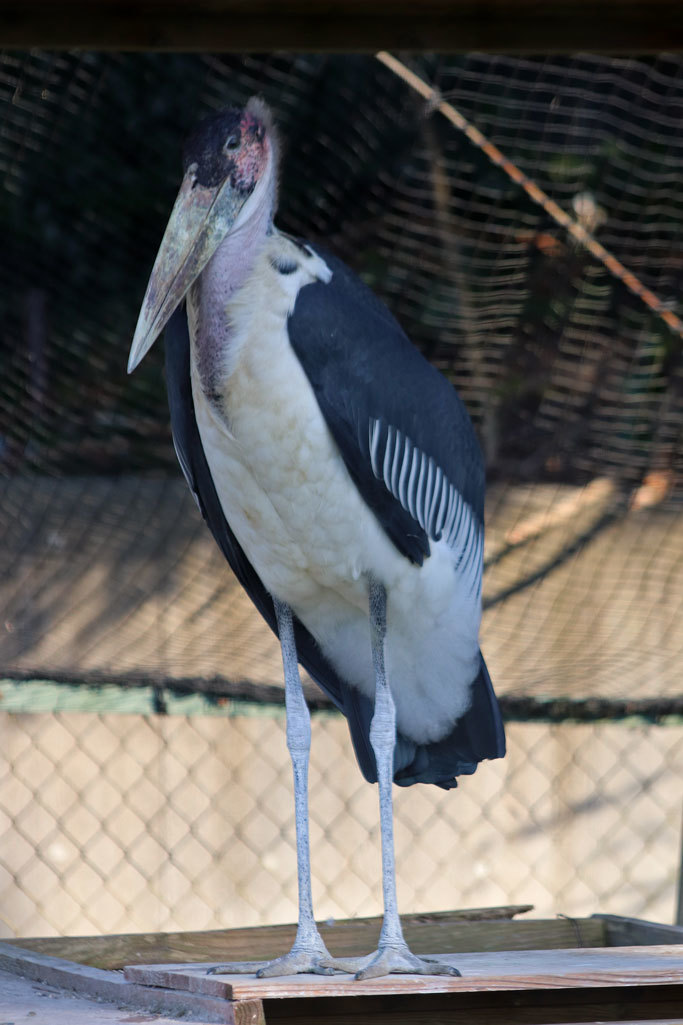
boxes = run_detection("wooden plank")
[10,909,609,972]
[0,0,683,51]
[3,968,268,1025]
[0,941,260,1024]
[597,914,683,947]
[123,944,683,1001]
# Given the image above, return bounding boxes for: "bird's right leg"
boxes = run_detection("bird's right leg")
[208,598,336,977]
[321,579,462,980]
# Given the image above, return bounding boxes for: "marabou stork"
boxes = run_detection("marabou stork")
[128,99,505,981]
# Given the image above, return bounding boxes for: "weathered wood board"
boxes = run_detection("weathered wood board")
[20,906,610,972]
[597,913,683,947]
[4,917,683,1025]
[0,941,244,1023]
[124,944,683,1001]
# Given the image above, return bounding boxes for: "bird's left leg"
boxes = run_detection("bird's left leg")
[209,598,336,978]
[323,579,462,981]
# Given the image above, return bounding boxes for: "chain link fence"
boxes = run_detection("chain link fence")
[1,51,683,940]
[2,710,683,939]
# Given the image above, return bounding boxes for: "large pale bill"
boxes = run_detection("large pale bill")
[128,173,247,373]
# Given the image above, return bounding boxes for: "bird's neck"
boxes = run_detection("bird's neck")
[190,170,277,399]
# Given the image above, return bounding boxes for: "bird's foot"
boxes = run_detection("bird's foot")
[322,942,462,981]
[208,939,339,978]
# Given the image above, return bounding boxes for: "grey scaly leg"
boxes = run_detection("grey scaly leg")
[209,598,336,977]
[324,579,462,981]
[369,576,404,951]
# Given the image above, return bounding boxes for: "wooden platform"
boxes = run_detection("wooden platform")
[2,910,683,1024]
[126,944,683,997]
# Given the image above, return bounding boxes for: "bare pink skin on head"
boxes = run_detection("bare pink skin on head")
[219,112,270,199]
[230,112,270,193]
[190,108,278,399]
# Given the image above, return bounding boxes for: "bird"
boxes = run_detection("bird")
[128,98,505,981]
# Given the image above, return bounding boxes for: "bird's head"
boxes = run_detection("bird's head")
[128,98,277,373]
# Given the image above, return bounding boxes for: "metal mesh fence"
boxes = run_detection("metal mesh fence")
[1,52,683,939]
[2,711,683,939]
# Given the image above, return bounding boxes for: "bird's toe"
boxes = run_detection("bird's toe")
[256,950,335,977]
[207,960,270,975]
[208,941,340,978]
[333,944,462,981]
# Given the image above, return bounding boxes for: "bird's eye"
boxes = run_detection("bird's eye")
[224,133,241,152]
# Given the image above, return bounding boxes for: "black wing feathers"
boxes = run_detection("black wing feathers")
[287,245,485,567]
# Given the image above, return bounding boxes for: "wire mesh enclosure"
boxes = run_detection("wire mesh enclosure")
[1,52,682,940]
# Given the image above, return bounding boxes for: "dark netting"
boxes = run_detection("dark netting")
[2,52,683,941]
[1,51,682,700]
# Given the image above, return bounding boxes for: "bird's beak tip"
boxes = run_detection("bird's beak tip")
[127,325,152,375]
